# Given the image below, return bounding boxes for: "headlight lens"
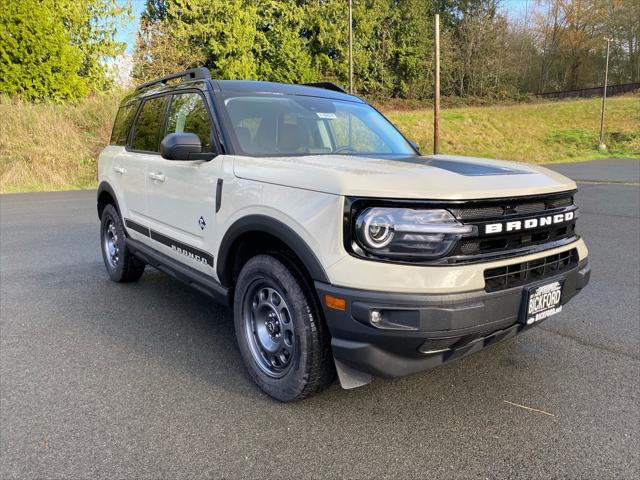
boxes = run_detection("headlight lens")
[354,207,474,260]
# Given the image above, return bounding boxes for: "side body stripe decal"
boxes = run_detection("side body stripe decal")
[124,218,214,268]
[125,219,150,237]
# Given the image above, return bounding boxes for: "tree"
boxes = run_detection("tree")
[0,0,128,102]
[299,0,349,86]
[131,0,640,99]
[134,0,316,84]
[605,0,640,83]
[253,0,317,83]
[1,0,86,101]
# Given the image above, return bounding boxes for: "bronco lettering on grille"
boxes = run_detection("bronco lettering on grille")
[484,211,574,235]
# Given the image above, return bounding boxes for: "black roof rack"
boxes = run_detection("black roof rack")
[303,82,348,94]
[136,67,211,91]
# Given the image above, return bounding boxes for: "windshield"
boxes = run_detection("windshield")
[220,94,415,156]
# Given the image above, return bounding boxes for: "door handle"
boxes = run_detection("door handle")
[113,166,126,174]
[149,171,166,183]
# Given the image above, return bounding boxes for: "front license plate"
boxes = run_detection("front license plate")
[521,280,564,325]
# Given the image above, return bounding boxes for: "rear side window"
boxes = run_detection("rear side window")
[110,102,139,146]
[130,96,168,152]
[166,93,213,152]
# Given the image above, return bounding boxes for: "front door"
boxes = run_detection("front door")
[145,91,221,275]
[120,95,169,236]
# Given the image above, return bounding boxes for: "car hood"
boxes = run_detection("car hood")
[232,154,576,199]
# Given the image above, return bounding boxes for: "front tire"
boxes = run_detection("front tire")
[100,204,145,283]
[234,254,335,401]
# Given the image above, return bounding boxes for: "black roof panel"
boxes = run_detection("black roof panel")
[120,75,363,108]
[212,80,364,103]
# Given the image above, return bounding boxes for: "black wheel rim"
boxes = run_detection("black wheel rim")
[243,281,296,378]
[102,217,120,269]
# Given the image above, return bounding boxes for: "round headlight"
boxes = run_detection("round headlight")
[363,213,394,248]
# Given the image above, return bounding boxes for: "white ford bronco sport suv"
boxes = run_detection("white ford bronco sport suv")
[98,68,590,401]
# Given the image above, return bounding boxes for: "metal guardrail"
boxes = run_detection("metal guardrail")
[536,83,640,99]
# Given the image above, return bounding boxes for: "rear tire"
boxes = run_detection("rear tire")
[233,254,335,401]
[100,204,145,283]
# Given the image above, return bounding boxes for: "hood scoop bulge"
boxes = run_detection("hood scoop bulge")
[422,158,533,176]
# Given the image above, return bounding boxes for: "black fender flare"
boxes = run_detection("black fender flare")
[97,181,121,219]
[216,215,330,286]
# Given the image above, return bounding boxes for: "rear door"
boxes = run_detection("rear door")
[106,101,145,221]
[144,91,221,274]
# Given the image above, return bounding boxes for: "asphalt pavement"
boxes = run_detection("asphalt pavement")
[1,158,638,479]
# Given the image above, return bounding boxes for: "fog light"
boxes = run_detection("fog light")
[370,310,382,325]
[355,305,419,331]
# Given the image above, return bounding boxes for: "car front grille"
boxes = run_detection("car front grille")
[446,191,579,263]
[455,223,576,256]
[483,248,578,292]
[451,193,573,220]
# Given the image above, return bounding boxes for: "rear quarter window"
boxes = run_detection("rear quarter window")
[109,102,139,146]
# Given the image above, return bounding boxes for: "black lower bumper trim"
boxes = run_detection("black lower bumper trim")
[317,258,590,379]
[331,322,523,378]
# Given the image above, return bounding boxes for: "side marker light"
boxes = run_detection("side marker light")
[324,294,346,311]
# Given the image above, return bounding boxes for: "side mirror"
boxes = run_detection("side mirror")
[160,132,202,160]
[409,140,421,154]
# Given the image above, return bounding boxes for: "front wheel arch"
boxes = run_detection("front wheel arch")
[216,215,330,288]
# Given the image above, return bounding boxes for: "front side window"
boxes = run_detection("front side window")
[130,96,168,152]
[110,101,139,146]
[165,93,213,152]
[221,94,414,157]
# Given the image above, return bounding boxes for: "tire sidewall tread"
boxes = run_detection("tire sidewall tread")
[100,204,145,283]
[233,254,334,402]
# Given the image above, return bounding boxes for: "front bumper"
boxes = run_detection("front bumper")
[316,258,590,380]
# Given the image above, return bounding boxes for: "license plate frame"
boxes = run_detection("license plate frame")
[520,279,565,325]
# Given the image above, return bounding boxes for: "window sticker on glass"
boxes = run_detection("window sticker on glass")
[316,112,337,119]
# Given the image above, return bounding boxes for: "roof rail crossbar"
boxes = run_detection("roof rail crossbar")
[303,82,348,94]
[136,67,211,91]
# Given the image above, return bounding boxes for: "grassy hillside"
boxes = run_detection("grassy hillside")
[0,94,638,193]
[0,95,119,193]
[386,94,639,163]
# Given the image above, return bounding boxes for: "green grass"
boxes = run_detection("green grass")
[0,95,119,193]
[384,94,640,163]
[0,94,638,193]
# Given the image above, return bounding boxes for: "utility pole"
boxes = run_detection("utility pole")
[598,37,612,151]
[348,0,353,94]
[433,14,440,155]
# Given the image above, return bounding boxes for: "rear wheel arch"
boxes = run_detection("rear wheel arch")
[97,181,121,220]
[217,215,330,289]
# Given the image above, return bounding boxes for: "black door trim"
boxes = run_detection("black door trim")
[215,178,223,213]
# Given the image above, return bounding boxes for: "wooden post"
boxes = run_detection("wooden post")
[433,14,440,155]
[598,38,611,151]
[349,0,353,94]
